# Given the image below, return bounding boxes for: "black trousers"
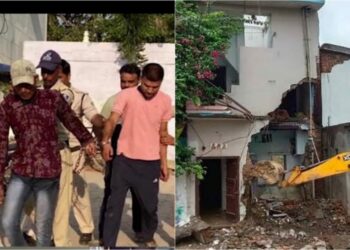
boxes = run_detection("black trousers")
[103,155,160,247]
[98,159,142,240]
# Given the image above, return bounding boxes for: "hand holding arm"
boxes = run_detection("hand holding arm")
[84,141,97,156]
[159,122,169,182]
[161,134,175,146]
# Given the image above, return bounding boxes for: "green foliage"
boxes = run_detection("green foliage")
[47,14,174,64]
[0,73,11,95]
[115,14,149,64]
[176,0,242,124]
[176,142,206,180]
[176,0,243,178]
[0,82,11,95]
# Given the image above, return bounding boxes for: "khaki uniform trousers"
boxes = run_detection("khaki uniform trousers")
[52,148,73,246]
[71,149,94,234]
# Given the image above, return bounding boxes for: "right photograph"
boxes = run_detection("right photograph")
[176,0,350,249]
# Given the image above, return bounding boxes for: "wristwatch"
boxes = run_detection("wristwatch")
[101,140,110,146]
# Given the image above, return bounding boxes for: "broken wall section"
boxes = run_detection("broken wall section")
[320,44,350,214]
[321,45,350,127]
[248,80,322,201]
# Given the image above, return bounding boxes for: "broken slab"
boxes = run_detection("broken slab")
[176,216,211,244]
[192,219,211,244]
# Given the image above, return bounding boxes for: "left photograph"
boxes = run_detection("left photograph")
[0,13,175,248]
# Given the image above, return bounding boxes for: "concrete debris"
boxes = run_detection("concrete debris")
[221,228,231,234]
[313,208,325,219]
[269,209,288,218]
[289,229,296,238]
[244,160,284,185]
[176,216,211,243]
[212,239,219,245]
[219,240,228,250]
[300,244,314,250]
[177,199,348,249]
[255,226,266,234]
[268,109,290,122]
[297,231,307,239]
[254,239,273,248]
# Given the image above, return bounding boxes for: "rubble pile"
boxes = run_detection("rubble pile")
[177,199,350,249]
[243,160,284,185]
[268,109,290,122]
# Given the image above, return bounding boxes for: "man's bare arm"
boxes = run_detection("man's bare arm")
[159,121,169,182]
[91,114,105,143]
[101,112,120,161]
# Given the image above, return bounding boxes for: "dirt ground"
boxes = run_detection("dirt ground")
[0,166,175,248]
[177,198,350,249]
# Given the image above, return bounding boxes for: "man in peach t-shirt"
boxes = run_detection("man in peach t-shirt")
[101,63,172,248]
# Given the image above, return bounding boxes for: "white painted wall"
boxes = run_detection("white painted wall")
[177,119,267,222]
[187,119,266,159]
[0,14,47,65]
[23,41,175,159]
[323,127,350,214]
[175,174,196,226]
[322,60,350,127]
[229,8,319,116]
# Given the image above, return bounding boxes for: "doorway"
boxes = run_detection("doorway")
[198,158,240,225]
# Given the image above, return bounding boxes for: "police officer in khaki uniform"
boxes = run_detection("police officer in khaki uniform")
[36,50,82,247]
[60,59,104,245]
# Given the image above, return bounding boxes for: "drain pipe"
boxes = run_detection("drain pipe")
[302,6,320,163]
[302,6,320,199]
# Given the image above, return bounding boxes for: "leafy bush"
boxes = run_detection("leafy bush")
[176,0,242,178]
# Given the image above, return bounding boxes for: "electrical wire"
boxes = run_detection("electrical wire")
[197,118,268,158]
[188,122,205,147]
[0,14,8,35]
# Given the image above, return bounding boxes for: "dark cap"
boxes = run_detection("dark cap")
[36,50,62,71]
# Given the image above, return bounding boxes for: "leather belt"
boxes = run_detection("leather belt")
[70,146,81,152]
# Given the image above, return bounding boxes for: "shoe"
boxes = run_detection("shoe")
[23,232,36,246]
[79,233,92,245]
[133,232,145,243]
[145,239,157,248]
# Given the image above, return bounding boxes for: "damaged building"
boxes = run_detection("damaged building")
[320,44,350,214]
[176,0,325,237]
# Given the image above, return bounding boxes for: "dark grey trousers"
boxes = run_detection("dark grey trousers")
[103,155,160,247]
[98,159,142,240]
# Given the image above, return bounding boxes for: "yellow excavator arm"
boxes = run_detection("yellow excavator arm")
[281,152,350,187]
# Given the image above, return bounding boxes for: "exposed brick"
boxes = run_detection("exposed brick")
[320,51,350,73]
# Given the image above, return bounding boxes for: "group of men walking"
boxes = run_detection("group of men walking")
[0,49,173,248]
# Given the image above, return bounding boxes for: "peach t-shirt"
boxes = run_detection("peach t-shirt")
[112,87,172,160]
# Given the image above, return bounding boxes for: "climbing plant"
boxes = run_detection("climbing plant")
[176,0,243,179]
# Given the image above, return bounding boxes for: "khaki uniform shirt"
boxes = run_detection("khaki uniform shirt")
[50,80,74,143]
[101,93,116,119]
[68,87,98,148]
